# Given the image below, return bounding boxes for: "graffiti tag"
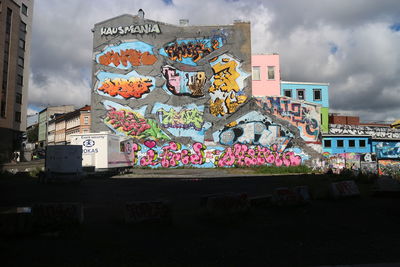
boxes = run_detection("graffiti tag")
[156,108,204,131]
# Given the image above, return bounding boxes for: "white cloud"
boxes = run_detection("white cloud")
[28,0,400,122]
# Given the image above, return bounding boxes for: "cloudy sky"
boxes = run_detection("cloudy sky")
[28,0,400,123]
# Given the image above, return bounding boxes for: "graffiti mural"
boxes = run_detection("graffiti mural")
[96,71,155,99]
[161,65,206,97]
[102,100,169,140]
[375,142,400,159]
[213,111,293,151]
[152,103,210,142]
[378,160,400,176]
[125,141,303,168]
[256,97,320,142]
[159,37,224,66]
[96,41,157,69]
[209,54,249,117]
[329,124,400,139]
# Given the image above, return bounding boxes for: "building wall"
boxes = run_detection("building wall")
[251,54,280,96]
[321,107,329,133]
[37,105,75,145]
[281,81,329,133]
[0,0,33,162]
[329,115,360,125]
[90,13,322,168]
[372,141,400,159]
[322,136,372,154]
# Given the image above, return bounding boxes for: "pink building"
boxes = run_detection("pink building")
[251,54,281,96]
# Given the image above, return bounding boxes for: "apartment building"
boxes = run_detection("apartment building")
[47,105,91,145]
[0,0,33,162]
[38,105,75,147]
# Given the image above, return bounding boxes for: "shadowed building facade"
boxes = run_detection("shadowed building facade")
[0,0,33,162]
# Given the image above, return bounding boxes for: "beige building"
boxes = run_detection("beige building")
[38,105,75,147]
[0,0,33,162]
[47,105,91,145]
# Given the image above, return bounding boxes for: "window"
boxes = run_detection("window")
[359,140,366,147]
[313,89,322,101]
[15,111,21,122]
[337,140,344,148]
[20,21,27,32]
[16,93,22,104]
[18,57,24,67]
[284,90,292,98]
[0,101,6,118]
[297,89,305,100]
[349,140,355,147]
[324,139,331,148]
[252,66,260,80]
[83,129,89,133]
[267,66,275,80]
[19,39,25,50]
[21,4,28,16]
[17,75,23,86]
[84,116,89,124]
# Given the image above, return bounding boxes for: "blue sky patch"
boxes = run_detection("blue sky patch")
[329,42,338,54]
[162,0,173,5]
[389,23,400,32]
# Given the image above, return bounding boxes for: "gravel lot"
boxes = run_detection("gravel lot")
[1,171,400,267]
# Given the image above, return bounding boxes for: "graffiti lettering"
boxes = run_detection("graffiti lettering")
[98,77,153,99]
[329,124,400,139]
[215,144,302,167]
[161,38,223,65]
[375,142,400,159]
[98,49,157,67]
[256,97,320,142]
[219,121,291,150]
[209,55,248,116]
[104,105,169,140]
[100,24,161,36]
[161,65,205,96]
[157,108,203,131]
[134,142,303,168]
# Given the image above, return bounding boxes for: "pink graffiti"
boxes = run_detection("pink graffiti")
[216,144,301,167]
[139,141,206,167]
[134,141,301,168]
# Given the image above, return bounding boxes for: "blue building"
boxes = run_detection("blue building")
[322,135,372,154]
[281,81,329,133]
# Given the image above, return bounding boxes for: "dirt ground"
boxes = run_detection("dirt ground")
[1,172,400,267]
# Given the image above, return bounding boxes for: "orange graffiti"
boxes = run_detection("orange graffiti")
[98,77,153,99]
[98,49,157,67]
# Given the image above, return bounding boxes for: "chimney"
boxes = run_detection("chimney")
[138,9,145,20]
[179,19,189,26]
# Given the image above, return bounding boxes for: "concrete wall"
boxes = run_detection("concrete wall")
[90,14,322,168]
[251,54,280,96]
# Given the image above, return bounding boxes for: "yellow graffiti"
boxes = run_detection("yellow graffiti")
[226,121,238,128]
[226,92,247,114]
[209,57,247,116]
[209,58,240,93]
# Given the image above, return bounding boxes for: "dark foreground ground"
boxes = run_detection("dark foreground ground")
[1,171,400,267]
